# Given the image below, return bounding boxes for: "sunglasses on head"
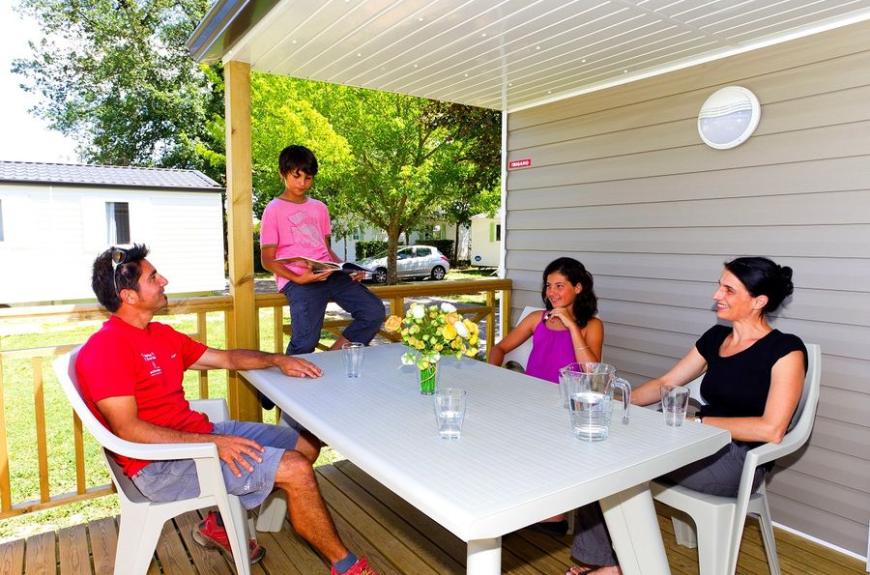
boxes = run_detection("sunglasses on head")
[111,247,129,295]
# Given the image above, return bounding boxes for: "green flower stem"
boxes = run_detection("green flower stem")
[419,363,438,395]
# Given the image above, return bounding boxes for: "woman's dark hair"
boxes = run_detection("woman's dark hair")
[278,145,319,177]
[724,256,794,314]
[540,257,598,327]
[92,243,150,312]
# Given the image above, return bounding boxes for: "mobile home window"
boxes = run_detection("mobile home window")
[496,224,501,241]
[106,201,130,244]
[0,199,4,241]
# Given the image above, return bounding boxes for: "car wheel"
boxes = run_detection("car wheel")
[374,267,388,284]
[431,265,446,281]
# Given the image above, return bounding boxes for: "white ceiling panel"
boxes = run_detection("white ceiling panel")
[197,0,870,111]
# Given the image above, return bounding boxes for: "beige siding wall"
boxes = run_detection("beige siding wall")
[505,21,870,556]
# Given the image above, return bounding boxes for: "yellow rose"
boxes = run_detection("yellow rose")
[465,347,477,357]
[451,339,461,350]
[464,319,479,335]
[409,324,420,334]
[443,323,457,341]
[469,334,479,346]
[446,312,460,325]
[415,340,426,350]
[384,315,402,332]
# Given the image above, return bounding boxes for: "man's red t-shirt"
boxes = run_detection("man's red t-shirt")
[76,316,212,476]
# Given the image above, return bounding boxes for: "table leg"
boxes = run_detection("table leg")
[467,537,501,575]
[600,483,670,575]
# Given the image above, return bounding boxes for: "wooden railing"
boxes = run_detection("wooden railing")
[0,278,511,520]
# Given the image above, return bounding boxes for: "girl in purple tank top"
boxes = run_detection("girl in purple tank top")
[487,256,605,532]
[488,257,604,383]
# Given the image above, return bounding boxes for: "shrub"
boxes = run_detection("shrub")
[418,240,455,263]
[355,240,389,260]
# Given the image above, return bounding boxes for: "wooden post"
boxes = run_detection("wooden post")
[224,60,261,423]
[500,285,512,340]
[485,290,496,354]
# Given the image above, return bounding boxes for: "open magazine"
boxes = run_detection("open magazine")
[274,256,372,273]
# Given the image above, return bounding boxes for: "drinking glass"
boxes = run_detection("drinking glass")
[661,385,690,427]
[342,342,365,378]
[434,388,467,439]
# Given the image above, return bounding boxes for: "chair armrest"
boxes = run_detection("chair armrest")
[746,432,804,469]
[109,438,220,462]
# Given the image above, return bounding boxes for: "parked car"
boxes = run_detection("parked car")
[357,245,451,283]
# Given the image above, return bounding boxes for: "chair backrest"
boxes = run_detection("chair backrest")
[53,347,153,501]
[784,342,821,439]
[746,342,821,464]
[54,347,124,450]
[502,306,544,369]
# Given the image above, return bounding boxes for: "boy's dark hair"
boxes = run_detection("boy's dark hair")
[540,257,598,328]
[278,145,319,177]
[92,243,150,312]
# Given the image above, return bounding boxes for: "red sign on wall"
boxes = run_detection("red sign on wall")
[508,158,532,170]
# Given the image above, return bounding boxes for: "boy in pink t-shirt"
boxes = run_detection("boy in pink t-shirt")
[260,145,385,356]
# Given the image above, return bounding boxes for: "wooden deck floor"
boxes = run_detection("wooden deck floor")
[0,460,864,575]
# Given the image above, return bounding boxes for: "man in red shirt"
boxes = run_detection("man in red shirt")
[76,244,377,575]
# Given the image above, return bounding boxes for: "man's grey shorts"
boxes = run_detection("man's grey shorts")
[131,420,299,510]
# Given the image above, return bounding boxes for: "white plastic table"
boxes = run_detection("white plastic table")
[241,344,729,575]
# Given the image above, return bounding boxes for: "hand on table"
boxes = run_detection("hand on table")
[274,355,323,378]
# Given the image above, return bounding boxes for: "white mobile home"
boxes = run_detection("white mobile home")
[0,161,226,305]
[190,1,870,564]
[470,210,501,268]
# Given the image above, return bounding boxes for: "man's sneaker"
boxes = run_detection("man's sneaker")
[330,556,379,575]
[192,511,266,564]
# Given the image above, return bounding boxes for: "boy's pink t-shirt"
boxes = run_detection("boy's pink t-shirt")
[260,197,332,292]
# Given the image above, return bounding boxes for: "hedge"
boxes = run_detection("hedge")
[417,240,454,262]
[355,240,389,260]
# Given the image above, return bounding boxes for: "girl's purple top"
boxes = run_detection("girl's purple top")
[524,312,576,384]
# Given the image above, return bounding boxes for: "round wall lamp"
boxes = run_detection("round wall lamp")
[697,86,761,150]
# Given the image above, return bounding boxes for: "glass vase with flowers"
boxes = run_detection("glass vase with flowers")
[384,302,480,394]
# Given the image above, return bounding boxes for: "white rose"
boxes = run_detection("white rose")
[440,302,457,313]
[401,352,417,366]
[410,304,425,319]
[453,320,469,338]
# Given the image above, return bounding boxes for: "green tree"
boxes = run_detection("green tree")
[308,86,500,282]
[422,102,502,262]
[12,0,219,169]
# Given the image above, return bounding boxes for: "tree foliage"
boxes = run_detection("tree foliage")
[421,102,502,261]
[14,1,502,283]
[12,0,219,168]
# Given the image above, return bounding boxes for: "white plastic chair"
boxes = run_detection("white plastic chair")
[502,305,544,369]
[651,343,821,575]
[54,347,253,575]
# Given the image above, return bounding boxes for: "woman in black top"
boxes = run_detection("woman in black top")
[566,257,807,575]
